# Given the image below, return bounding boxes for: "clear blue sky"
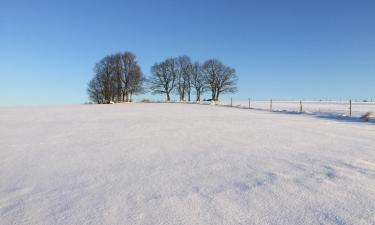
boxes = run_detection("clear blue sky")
[1,0,374,105]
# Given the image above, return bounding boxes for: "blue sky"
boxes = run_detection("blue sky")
[1,0,374,105]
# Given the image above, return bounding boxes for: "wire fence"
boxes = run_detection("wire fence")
[216,99,375,117]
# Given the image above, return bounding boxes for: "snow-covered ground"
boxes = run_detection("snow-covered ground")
[1,103,374,225]
[219,100,375,117]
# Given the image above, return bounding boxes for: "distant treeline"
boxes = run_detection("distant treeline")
[87,52,238,103]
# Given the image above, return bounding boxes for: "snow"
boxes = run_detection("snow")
[219,100,375,117]
[0,103,374,225]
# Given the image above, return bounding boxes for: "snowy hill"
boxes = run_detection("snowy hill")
[0,103,374,224]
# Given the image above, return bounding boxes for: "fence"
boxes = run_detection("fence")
[217,99,375,117]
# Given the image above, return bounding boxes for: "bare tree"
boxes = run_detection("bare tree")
[202,59,218,100]
[202,59,238,101]
[149,58,177,101]
[94,55,115,103]
[87,76,103,103]
[120,52,140,102]
[128,65,145,102]
[185,62,193,102]
[175,56,192,101]
[112,53,123,102]
[191,62,205,101]
[87,52,144,104]
[88,54,237,104]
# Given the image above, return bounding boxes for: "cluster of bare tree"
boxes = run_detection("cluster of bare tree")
[148,56,238,101]
[87,52,144,103]
[88,53,238,103]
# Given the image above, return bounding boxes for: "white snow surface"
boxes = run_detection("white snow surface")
[219,100,375,117]
[0,103,374,225]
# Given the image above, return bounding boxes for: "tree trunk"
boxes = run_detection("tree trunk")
[196,91,200,102]
[211,88,215,100]
[167,92,171,101]
[125,92,129,102]
[215,91,220,101]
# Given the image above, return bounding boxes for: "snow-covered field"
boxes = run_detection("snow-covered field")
[219,100,375,117]
[1,103,374,225]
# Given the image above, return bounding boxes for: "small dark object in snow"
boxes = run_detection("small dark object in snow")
[140,99,152,103]
[361,112,374,122]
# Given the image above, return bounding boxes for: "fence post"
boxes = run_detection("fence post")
[270,99,273,111]
[349,100,352,117]
[248,98,251,109]
[230,97,233,107]
[299,100,303,113]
